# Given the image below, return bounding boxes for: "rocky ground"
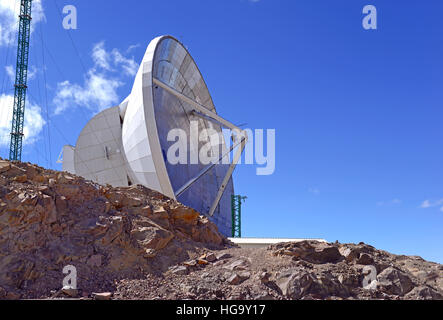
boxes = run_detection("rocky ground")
[0,160,441,300]
[114,242,443,300]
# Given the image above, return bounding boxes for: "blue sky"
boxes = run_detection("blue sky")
[0,0,442,263]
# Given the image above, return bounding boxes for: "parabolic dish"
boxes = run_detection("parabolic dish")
[65,36,240,236]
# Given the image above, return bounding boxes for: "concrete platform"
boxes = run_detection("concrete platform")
[228,237,327,249]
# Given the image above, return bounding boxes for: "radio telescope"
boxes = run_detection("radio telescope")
[62,36,247,236]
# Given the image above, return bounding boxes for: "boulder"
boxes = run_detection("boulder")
[377,267,414,296]
[404,286,443,300]
[224,259,249,271]
[169,266,188,275]
[356,253,375,266]
[272,241,343,264]
[275,270,315,299]
[226,271,250,285]
[206,252,217,262]
[93,292,112,300]
[62,286,78,298]
[216,252,232,260]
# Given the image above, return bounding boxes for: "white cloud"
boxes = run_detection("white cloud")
[5,65,14,82]
[0,0,15,12]
[92,41,112,71]
[420,200,432,209]
[31,0,45,25]
[126,44,140,54]
[0,0,45,46]
[53,42,139,115]
[377,198,402,206]
[0,93,46,147]
[420,199,443,212]
[91,42,138,76]
[91,41,139,76]
[27,65,38,80]
[308,187,320,195]
[53,72,122,115]
[112,48,138,76]
[0,0,18,46]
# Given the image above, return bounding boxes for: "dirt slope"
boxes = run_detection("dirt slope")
[0,160,226,299]
[0,160,441,300]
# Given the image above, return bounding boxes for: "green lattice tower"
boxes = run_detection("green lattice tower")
[9,0,33,161]
[231,195,247,238]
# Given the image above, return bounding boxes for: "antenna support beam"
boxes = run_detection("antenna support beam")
[153,77,248,217]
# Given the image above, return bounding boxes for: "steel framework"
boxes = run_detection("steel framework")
[153,77,248,218]
[9,0,33,161]
[231,195,246,238]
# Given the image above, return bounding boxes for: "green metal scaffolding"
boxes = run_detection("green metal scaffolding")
[231,195,246,238]
[9,0,33,161]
